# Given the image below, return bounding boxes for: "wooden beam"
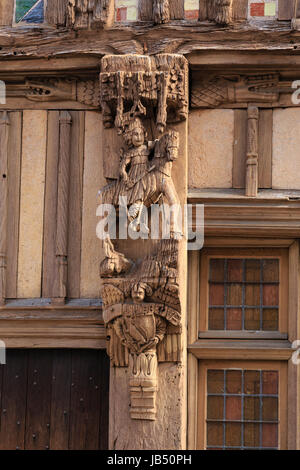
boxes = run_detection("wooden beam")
[233,109,247,189]
[258,109,272,189]
[232,0,248,20]
[52,111,72,304]
[0,112,10,305]
[0,0,14,26]
[45,0,67,26]
[278,0,295,20]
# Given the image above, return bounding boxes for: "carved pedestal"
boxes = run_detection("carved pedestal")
[98,53,188,448]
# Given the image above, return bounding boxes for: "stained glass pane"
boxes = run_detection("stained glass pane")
[15,0,44,23]
[184,0,199,20]
[249,0,278,19]
[206,369,279,450]
[115,0,138,22]
[208,258,280,331]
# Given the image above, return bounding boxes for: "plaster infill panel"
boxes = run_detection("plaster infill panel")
[273,108,300,190]
[188,109,234,189]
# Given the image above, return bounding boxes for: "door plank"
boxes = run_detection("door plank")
[69,350,102,449]
[50,350,72,449]
[25,350,53,450]
[0,350,28,450]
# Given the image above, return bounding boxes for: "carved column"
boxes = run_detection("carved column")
[0,112,9,306]
[246,106,259,198]
[52,111,72,304]
[99,54,188,449]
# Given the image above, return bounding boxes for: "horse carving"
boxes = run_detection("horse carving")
[99,117,180,231]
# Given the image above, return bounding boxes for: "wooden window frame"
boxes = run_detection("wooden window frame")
[197,360,288,450]
[187,238,300,450]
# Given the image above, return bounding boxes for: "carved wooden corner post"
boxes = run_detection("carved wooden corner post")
[0,113,10,306]
[52,111,72,304]
[99,54,189,449]
[246,106,259,198]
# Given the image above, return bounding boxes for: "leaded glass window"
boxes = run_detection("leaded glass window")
[15,0,45,24]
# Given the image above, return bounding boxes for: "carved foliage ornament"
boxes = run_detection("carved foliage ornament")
[99,54,187,420]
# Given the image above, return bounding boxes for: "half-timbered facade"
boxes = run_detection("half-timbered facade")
[0,0,299,450]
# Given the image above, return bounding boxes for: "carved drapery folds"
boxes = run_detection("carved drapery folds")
[99,54,187,420]
[67,0,114,29]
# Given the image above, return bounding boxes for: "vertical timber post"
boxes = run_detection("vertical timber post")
[52,111,72,305]
[0,112,10,306]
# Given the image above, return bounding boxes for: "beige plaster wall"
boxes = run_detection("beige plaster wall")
[273,108,300,190]
[188,109,234,189]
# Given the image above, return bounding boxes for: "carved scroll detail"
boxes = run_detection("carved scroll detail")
[191,74,280,108]
[0,112,9,306]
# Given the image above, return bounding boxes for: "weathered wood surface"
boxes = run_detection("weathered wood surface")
[0,112,9,305]
[42,112,60,298]
[0,349,109,450]
[6,112,22,299]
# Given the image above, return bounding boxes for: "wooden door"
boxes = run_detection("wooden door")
[0,349,109,450]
